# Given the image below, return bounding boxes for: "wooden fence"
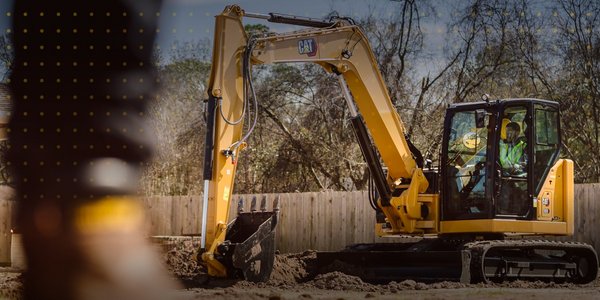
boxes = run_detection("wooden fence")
[141,184,600,253]
[1,184,599,262]
[572,184,599,250]
[141,191,402,253]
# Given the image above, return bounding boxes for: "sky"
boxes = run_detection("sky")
[0,1,450,45]
[0,1,413,39]
[0,0,452,73]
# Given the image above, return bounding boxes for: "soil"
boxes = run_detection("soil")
[163,239,600,299]
[0,269,22,300]
[2,238,600,300]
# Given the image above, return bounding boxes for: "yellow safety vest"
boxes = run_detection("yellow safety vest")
[499,140,525,169]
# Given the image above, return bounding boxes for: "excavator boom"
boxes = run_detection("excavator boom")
[201,5,429,280]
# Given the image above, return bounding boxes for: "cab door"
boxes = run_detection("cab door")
[494,103,533,218]
[442,107,493,220]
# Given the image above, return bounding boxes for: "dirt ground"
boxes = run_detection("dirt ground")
[164,240,600,300]
[2,239,599,300]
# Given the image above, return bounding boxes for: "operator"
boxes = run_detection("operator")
[9,1,179,299]
[497,121,528,215]
[499,122,527,176]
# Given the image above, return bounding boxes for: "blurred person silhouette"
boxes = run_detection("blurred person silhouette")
[8,1,180,299]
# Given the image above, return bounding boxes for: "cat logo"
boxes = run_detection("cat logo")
[298,38,317,57]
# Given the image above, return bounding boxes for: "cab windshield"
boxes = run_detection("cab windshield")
[445,110,489,218]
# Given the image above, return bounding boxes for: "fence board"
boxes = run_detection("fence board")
[170,196,183,235]
[309,194,316,249]
[0,199,13,266]
[583,184,599,251]
[341,193,348,248]
[324,192,331,251]
[301,193,310,251]
[289,194,297,252]
[277,194,285,251]
[345,193,353,245]
[315,193,324,250]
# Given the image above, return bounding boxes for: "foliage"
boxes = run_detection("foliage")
[3,1,595,194]
[235,64,367,192]
[137,0,600,195]
[139,44,211,195]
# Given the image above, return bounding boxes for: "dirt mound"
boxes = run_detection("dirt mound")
[268,250,316,285]
[159,237,202,277]
[307,271,375,291]
[301,276,462,293]
[426,281,467,289]
[0,272,23,300]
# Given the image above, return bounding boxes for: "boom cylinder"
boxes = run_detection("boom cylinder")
[338,74,391,203]
[244,11,335,28]
[201,95,218,249]
[350,115,392,203]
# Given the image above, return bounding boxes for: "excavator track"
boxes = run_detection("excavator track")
[463,240,598,284]
[316,239,598,284]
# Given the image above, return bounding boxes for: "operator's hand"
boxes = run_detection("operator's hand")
[509,163,526,176]
[512,164,522,173]
[501,163,519,176]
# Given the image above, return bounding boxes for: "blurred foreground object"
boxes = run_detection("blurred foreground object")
[8,1,179,299]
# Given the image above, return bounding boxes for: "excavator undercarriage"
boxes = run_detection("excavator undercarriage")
[317,238,598,284]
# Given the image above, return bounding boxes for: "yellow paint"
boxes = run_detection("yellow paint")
[535,159,574,234]
[381,169,429,233]
[440,219,568,235]
[223,186,230,201]
[203,5,248,278]
[201,223,228,277]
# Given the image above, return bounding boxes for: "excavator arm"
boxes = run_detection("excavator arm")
[201,5,430,280]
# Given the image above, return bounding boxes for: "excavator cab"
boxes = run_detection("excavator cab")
[441,99,561,221]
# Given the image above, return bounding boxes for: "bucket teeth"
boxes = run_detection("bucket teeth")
[222,198,278,282]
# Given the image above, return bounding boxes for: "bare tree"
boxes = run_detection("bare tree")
[235,64,367,193]
[446,0,517,103]
[552,0,600,182]
[139,43,212,195]
[359,0,428,108]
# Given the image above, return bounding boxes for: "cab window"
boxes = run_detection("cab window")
[533,106,560,192]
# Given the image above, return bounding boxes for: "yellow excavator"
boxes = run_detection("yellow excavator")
[200,5,598,284]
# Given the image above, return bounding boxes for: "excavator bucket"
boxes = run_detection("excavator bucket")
[218,196,279,282]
